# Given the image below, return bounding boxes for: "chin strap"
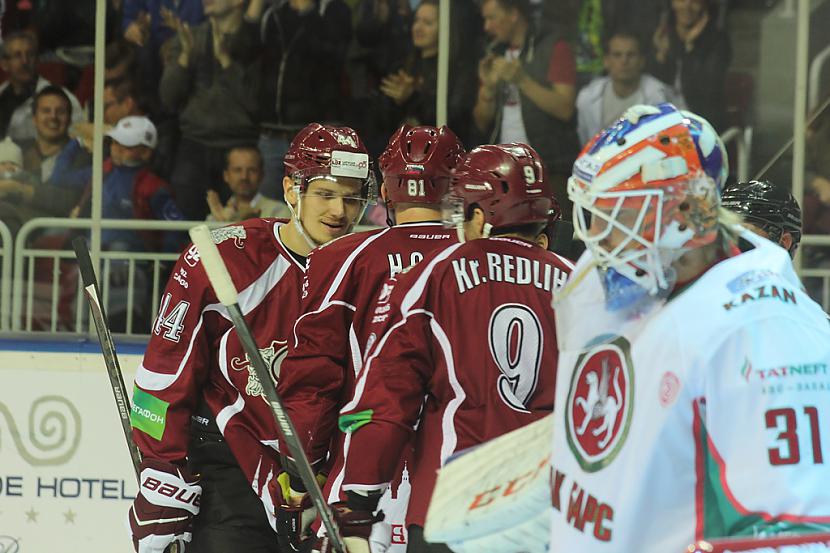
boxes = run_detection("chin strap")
[482,223,492,239]
[384,200,395,227]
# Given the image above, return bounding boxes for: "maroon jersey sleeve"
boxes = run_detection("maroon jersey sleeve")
[130,221,286,465]
[131,240,216,465]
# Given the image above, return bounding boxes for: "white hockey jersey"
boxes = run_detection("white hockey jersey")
[549,231,830,553]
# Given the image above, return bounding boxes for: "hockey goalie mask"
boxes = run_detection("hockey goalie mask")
[569,104,727,306]
[444,143,552,242]
[283,123,377,246]
[379,124,465,206]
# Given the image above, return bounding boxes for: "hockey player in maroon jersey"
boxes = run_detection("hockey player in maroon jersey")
[275,124,464,551]
[126,123,376,553]
[324,143,574,553]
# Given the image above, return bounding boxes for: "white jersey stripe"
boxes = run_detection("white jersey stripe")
[432,317,465,465]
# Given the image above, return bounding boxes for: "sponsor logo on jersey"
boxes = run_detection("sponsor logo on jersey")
[377,281,396,305]
[210,226,247,249]
[184,244,200,267]
[130,388,170,440]
[230,340,288,400]
[722,285,797,311]
[565,335,634,472]
[742,359,829,382]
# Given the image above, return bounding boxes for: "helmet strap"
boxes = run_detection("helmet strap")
[385,199,395,227]
[482,222,492,239]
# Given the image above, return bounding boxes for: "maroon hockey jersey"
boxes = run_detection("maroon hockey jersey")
[338,236,573,527]
[277,222,456,465]
[130,219,305,528]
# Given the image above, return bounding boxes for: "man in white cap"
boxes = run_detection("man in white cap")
[83,115,184,251]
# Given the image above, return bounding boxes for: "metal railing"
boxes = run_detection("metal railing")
[11,218,214,336]
[0,219,12,331]
[720,126,753,183]
[2,218,829,335]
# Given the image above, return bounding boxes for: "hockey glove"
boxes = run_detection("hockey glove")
[313,493,385,553]
[270,471,328,552]
[127,458,201,553]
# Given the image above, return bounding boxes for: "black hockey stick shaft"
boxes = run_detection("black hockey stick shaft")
[189,225,348,553]
[72,236,143,479]
[73,237,179,553]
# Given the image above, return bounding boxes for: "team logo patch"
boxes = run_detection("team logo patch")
[210,226,247,249]
[565,335,634,472]
[230,340,288,401]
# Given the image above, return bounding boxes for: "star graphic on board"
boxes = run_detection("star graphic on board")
[24,507,38,523]
[63,509,77,524]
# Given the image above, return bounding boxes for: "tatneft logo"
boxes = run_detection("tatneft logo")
[741,359,829,382]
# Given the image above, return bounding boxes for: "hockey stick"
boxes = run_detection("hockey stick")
[72,237,179,553]
[72,236,143,478]
[188,225,348,553]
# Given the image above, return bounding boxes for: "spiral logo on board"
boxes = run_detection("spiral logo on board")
[0,395,82,465]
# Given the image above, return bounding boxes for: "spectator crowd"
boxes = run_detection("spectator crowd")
[0,0,746,249]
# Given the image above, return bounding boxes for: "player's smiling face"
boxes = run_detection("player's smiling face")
[299,177,366,244]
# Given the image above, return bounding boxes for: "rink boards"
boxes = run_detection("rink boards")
[0,337,146,553]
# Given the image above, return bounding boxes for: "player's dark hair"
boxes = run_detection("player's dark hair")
[32,84,72,119]
[491,222,547,239]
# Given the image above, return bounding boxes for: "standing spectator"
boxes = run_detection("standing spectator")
[351,0,415,155]
[576,31,684,145]
[473,0,580,219]
[649,0,730,131]
[249,0,352,201]
[0,31,84,141]
[206,145,289,222]
[375,0,478,146]
[161,0,260,220]
[122,0,205,84]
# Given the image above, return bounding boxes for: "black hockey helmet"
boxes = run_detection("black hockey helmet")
[721,179,802,256]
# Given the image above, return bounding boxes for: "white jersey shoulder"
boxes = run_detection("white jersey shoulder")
[550,231,830,553]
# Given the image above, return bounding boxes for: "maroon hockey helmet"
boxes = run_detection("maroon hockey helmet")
[283,123,377,199]
[379,124,465,204]
[446,143,552,234]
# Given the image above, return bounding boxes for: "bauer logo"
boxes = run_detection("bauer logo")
[130,388,169,441]
[565,336,634,472]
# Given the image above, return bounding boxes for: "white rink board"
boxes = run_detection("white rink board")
[0,338,145,553]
